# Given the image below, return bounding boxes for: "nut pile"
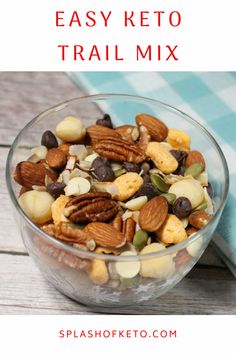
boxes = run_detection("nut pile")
[13,113,214,286]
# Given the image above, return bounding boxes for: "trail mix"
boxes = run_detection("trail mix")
[13,113,214,285]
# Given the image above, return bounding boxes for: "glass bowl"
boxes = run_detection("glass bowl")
[6,94,229,311]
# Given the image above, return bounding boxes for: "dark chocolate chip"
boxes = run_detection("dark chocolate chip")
[170,150,187,164]
[132,183,158,200]
[173,197,192,218]
[142,174,151,184]
[46,182,66,199]
[123,162,141,173]
[174,165,186,176]
[96,114,113,129]
[206,182,214,198]
[94,165,115,182]
[92,156,110,170]
[41,130,58,149]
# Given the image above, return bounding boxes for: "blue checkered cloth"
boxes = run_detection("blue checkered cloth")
[68,72,236,272]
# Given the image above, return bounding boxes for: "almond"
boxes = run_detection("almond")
[46,148,67,169]
[87,125,121,144]
[136,113,168,142]
[115,125,139,143]
[58,143,71,156]
[84,222,126,248]
[186,226,198,236]
[110,214,123,232]
[139,196,168,232]
[189,210,212,229]
[13,161,58,189]
[185,150,206,169]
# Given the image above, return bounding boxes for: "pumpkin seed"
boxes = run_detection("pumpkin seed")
[161,193,176,205]
[120,275,139,288]
[133,229,148,251]
[114,168,126,177]
[194,202,208,211]
[184,163,203,178]
[151,174,169,193]
[65,222,85,229]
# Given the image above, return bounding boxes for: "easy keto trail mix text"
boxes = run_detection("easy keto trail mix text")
[13,113,214,285]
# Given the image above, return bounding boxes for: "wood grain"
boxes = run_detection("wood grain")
[0,254,235,315]
[0,72,85,145]
[0,147,25,252]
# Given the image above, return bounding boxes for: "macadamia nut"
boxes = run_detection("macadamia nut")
[186,236,203,257]
[167,128,191,151]
[146,142,178,174]
[55,116,86,142]
[156,214,188,244]
[169,179,204,209]
[140,243,175,279]
[18,190,54,224]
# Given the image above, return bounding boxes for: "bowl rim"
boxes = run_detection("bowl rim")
[6,93,230,261]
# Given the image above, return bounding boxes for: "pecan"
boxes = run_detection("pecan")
[122,217,136,242]
[41,224,88,244]
[93,137,146,163]
[136,126,151,152]
[87,125,121,144]
[36,236,90,271]
[115,125,139,143]
[174,249,192,268]
[64,191,120,223]
[42,221,125,249]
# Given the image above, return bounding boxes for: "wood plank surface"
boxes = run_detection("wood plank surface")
[0,72,235,315]
[0,72,85,145]
[1,147,25,252]
[0,254,235,315]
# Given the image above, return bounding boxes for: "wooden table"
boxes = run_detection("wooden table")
[0,72,235,315]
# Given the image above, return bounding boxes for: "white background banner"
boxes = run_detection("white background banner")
[0,315,235,354]
[0,0,235,70]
